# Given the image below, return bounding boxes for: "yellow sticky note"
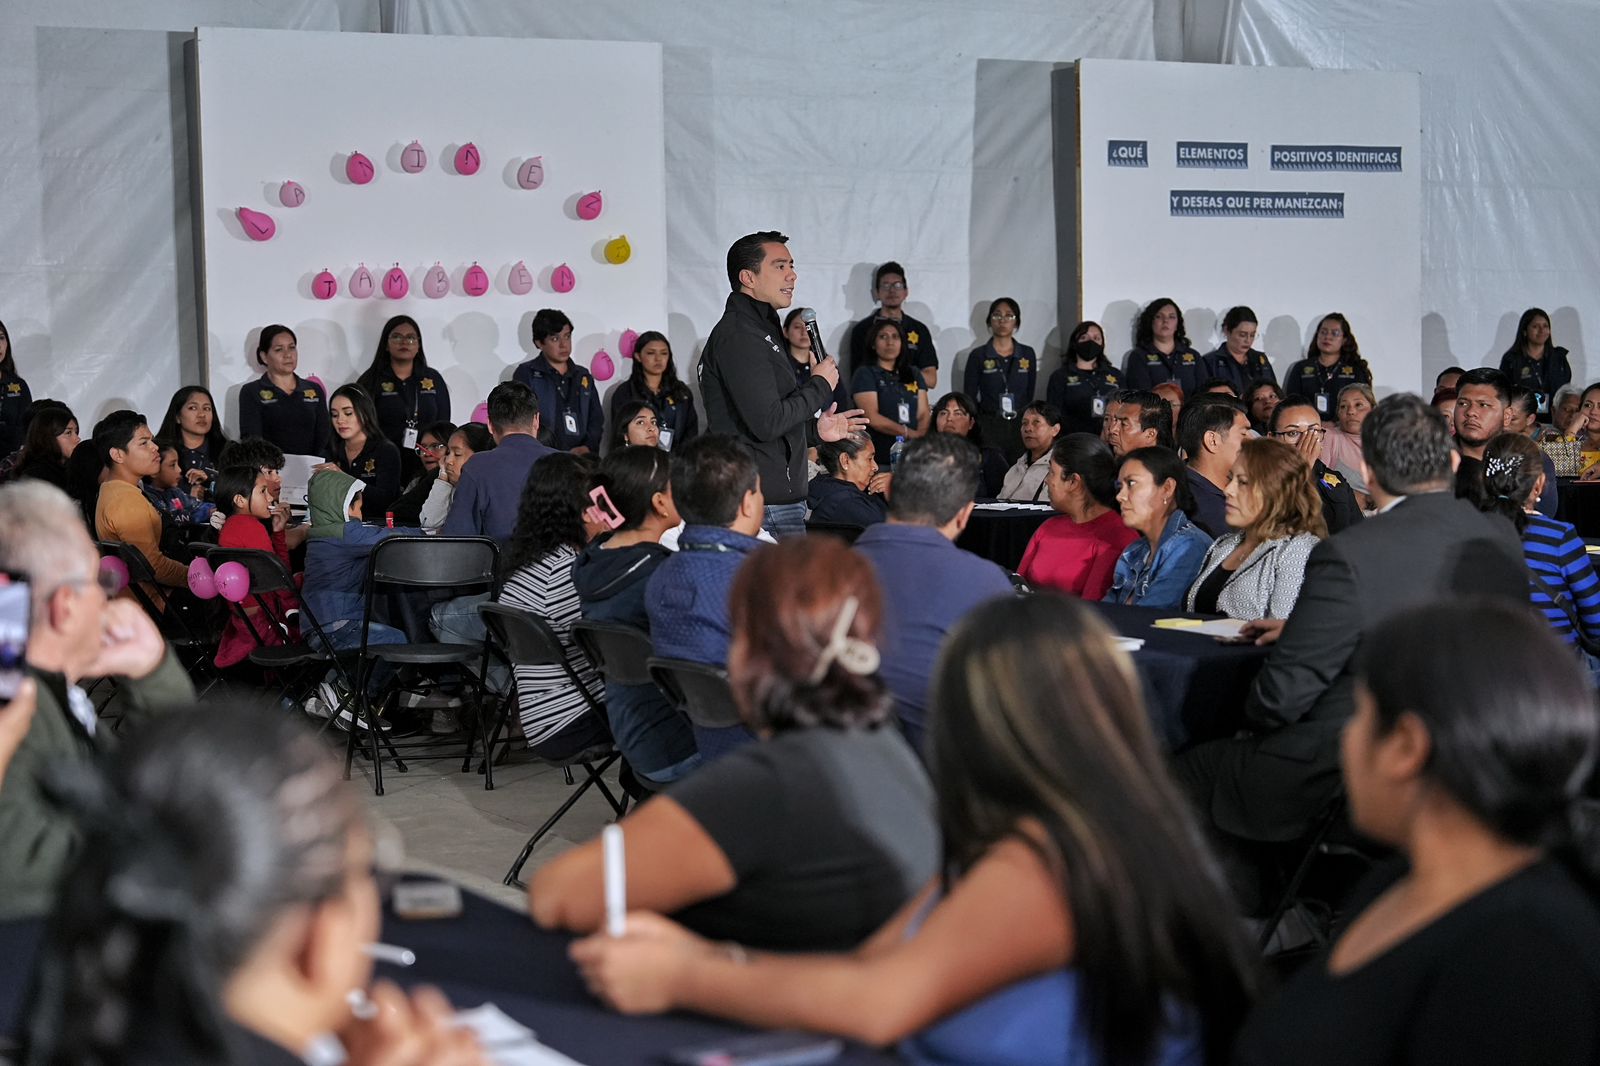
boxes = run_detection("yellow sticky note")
[1153,618,1205,629]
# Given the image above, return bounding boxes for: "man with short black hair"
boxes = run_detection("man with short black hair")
[443,381,551,544]
[852,434,1013,749]
[1101,389,1173,458]
[1270,398,1363,534]
[94,410,188,594]
[699,231,863,539]
[1175,394,1526,906]
[1178,396,1251,536]
[1452,366,1511,501]
[847,261,938,389]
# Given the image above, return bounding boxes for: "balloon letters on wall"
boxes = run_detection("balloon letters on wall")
[402,140,427,173]
[383,265,409,299]
[237,206,276,241]
[463,262,490,297]
[551,263,576,293]
[313,269,338,300]
[423,263,450,298]
[619,329,639,359]
[350,263,375,299]
[508,260,534,295]
[592,348,615,381]
[577,190,603,220]
[454,142,481,175]
[279,180,304,207]
[517,156,545,189]
[604,235,631,264]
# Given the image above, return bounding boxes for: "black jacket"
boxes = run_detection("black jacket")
[699,293,835,505]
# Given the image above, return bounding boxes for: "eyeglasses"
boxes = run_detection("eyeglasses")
[390,334,420,345]
[415,442,446,455]
[879,282,907,292]
[990,313,1017,323]
[1273,425,1324,441]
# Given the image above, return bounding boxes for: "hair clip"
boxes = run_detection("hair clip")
[584,485,624,530]
[1485,455,1524,479]
[808,596,881,685]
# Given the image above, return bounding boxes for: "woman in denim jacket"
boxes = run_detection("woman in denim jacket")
[1104,446,1212,608]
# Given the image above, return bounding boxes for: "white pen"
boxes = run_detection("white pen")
[602,823,626,937]
[347,988,379,1020]
[362,942,416,967]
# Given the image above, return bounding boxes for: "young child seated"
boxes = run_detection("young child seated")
[213,464,298,668]
[143,436,216,540]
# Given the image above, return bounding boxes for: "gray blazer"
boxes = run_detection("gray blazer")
[1184,531,1320,620]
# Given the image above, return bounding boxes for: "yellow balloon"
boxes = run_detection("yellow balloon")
[604,235,632,264]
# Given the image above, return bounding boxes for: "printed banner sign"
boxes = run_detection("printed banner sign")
[1169,190,1346,218]
[1175,141,1248,169]
[1270,145,1402,172]
[1107,139,1148,167]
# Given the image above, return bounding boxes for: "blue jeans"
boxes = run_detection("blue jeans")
[429,592,509,694]
[313,618,406,694]
[763,501,809,540]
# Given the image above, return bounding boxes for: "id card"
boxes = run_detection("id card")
[402,425,419,450]
[563,411,579,436]
[896,400,912,425]
[1315,393,1329,415]
[1092,396,1106,417]
[658,427,674,451]
[1001,393,1016,418]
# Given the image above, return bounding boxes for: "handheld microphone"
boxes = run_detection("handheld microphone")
[800,308,829,362]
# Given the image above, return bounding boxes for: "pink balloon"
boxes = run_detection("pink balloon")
[383,266,409,300]
[454,142,481,175]
[551,263,575,293]
[463,262,490,297]
[423,263,450,299]
[237,206,276,241]
[577,190,603,220]
[471,402,489,424]
[592,348,615,381]
[508,260,534,296]
[99,555,129,595]
[187,557,217,600]
[517,156,544,189]
[278,181,305,208]
[619,329,639,360]
[312,269,338,300]
[214,561,251,603]
[346,151,375,185]
[306,375,325,391]
[401,140,428,173]
[350,264,375,299]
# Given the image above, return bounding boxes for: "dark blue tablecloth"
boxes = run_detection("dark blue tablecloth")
[957,506,1053,572]
[1558,479,1600,537]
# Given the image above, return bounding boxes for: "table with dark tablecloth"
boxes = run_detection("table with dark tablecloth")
[1094,602,1270,751]
[1557,478,1600,537]
[956,504,1054,572]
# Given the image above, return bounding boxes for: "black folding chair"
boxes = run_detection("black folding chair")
[1256,791,1382,954]
[648,656,756,760]
[95,539,223,697]
[351,535,500,796]
[479,603,629,888]
[804,520,864,544]
[572,619,665,801]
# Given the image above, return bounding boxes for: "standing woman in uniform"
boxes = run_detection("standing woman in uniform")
[1284,312,1372,421]
[156,386,230,503]
[513,308,605,454]
[606,330,698,452]
[1202,306,1277,398]
[784,309,851,412]
[317,384,401,520]
[1124,298,1205,396]
[962,297,1036,464]
[851,318,930,466]
[1498,307,1571,422]
[237,324,330,457]
[357,315,452,483]
[1046,320,1121,437]
[0,318,32,457]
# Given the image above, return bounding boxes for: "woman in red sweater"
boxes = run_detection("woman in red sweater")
[214,464,298,668]
[1017,433,1136,599]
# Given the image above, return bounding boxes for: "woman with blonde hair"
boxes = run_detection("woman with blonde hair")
[1186,437,1326,620]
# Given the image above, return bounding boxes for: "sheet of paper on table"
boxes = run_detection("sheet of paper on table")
[973,502,1053,511]
[279,453,322,509]
[1586,543,1600,555]
[1112,636,1146,652]
[455,1004,589,1066]
[1153,618,1248,639]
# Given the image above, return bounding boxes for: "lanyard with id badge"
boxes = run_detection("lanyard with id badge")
[401,381,420,450]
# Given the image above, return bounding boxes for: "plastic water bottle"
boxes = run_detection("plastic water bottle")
[890,436,906,474]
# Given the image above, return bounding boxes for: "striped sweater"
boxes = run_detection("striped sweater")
[1521,512,1600,647]
[497,545,603,746]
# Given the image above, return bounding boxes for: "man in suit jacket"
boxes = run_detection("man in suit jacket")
[1174,394,1527,862]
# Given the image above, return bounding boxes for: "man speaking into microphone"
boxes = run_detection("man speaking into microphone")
[699,231,866,538]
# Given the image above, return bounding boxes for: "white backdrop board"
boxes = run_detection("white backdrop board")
[1062,58,1422,392]
[193,26,667,428]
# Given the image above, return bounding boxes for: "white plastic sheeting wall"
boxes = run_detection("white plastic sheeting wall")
[1231,0,1600,387]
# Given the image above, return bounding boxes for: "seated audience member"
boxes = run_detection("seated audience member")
[534,537,938,952]
[996,401,1062,502]
[496,453,609,759]
[1245,380,1283,436]
[1271,398,1364,535]
[319,385,401,521]
[0,398,67,483]
[1560,382,1600,477]
[851,317,931,465]
[423,422,493,531]
[94,411,189,595]
[146,437,216,535]
[572,596,1261,1063]
[1045,321,1120,437]
[1197,377,1239,396]
[932,392,1008,496]
[0,481,193,919]
[573,447,700,786]
[156,385,229,501]
[1501,385,1560,515]
[1202,306,1277,397]
[1174,395,1527,910]
[962,297,1035,464]
[1185,438,1325,620]
[1431,385,1458,422]
[1153,381,1185,437]
[213,464,297,670]
[1017,434,1137,600]
[27,708,488,1066]
[65,421,109,526]
[443,382,550,543]
[514,308,605,454]
[1101,388,1173,458]
[1553,385,1582,436]
[1452,367,1512,501]
[1178,396,1251,537]
[1104,446,1212,608]
[1234,601,1600,1065]
[848,261,939,389]
[1435,365,1465,393]
[807,433,888,529]
[237,323,330,458]
[608,330,699,452]
[1321,382,1375,506]
[853,434,1013,748]
[608,400,662,453]
[1478,432,1600,670]
[1125,297,1206,396]
[14,402,78,490]
[217,436,307,550]
[388,418,454,527]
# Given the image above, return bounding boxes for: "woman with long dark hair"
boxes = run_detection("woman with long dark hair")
[1498,307,1571,420]
[0,317,33,457]
[606,330,698,452]
[237,324,330,457]
[571,593,1261,1064]
[851,317,930,465]
[317,384,401,520]
[932,391,1008,496]
[1125,298,1205,396]
[14,403,78,491]
[1018,434,1136,599]
[1234,599,1600,1064]
[156,385,229,501]
[608,400,661,453]
[1047,320,1122,437]
[357,315,452,482]
[1104,446,1212,608]
[1283,312,1373,421]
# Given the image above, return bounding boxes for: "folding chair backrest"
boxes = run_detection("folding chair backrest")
[572,619,655,686]
[480,602,604,715]
[98,539,165,618]
[368,535,498,590]
[648,657,744,729]
[804,521,864,544]
[206,546,296,595]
